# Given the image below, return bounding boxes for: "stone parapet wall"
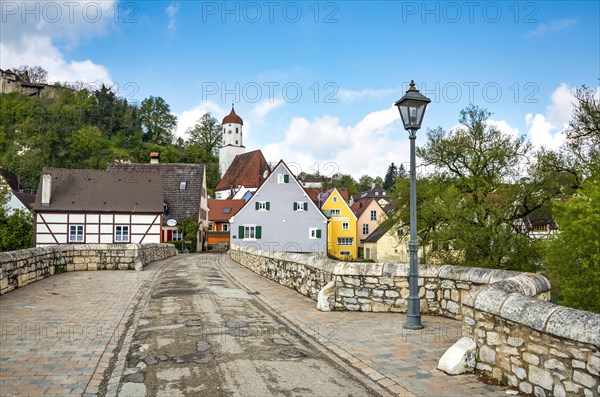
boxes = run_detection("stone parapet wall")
[230,246,550,315]
[0,244,177,295]
[230,245,599,397]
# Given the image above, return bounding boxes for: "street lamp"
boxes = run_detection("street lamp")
[395,80,431,330]
[182,210,191,253]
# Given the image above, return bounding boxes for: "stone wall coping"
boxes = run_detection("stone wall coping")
[230,246,550,293]
[472,280,599,347]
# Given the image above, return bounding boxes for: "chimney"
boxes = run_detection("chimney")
[41,173,52,205]
[150,152,160,164]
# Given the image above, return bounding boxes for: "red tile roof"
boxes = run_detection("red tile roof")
[351,197,375,218]
[222,106,243,125]
[208,199,245,222]
[215,150,270,191]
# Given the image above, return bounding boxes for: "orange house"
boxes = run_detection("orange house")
[207,199,245,245]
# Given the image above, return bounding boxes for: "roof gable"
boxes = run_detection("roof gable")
[215,150,270,191]
[34,168,163,213]
[321,188,357,220]
[352,197,383,219]
[234,160,327,223]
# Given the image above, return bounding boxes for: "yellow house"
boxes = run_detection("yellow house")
[321,188,358,260]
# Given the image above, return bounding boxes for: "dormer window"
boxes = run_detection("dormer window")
[179,181,187,190]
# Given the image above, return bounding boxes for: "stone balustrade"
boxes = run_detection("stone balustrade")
[0,243,178,295]
[230,245,599,397]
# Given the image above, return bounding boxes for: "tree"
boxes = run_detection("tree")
[383,163,398,190]
[544,179,600,313]
[139,96,177,145]
[566,86,600,144]
[0,188,34,251]
[391,105,544,271]
[14,65,48,84]
[397,163,407,179]
[187,113,223,156]
[357,175,374,193]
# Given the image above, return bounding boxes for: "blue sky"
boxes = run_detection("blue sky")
[1,1,599,178]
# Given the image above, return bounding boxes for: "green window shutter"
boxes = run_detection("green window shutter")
[238,226,244,239]
[255,202,259,210]
[284,174,289,183]
[255,226,262,239]
[316,229,322,238]
[303,202,308,211]
[293,202,298,211]
[266,202,270,210]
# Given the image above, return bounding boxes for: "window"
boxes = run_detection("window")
[339,251,351,256]
[363,224,369,234]
[69,225,84,242]
[115,225,130,242]
[370,210,377,221]
[342,222,349,230]
[223,207,231,214]
[172,230,183,241]
[236,127,238,133]
[278,174,290,184]
[255,201,270,211]
[208,223,213,231]
[294,202,308,211]
[330,209,341,216]
[179,181,187,190]
[360,239,365,244]
[338,237,354,246]
[365,248,371,259]
[333,196,338,203]
[222,224,229,232]
[309,228,322,239]
[239,225,261,240]
[375,192,379,196]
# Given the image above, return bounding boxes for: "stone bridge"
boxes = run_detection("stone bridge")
[0,246,598,397]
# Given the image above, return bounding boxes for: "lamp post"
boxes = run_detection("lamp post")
[395,80,431,330]
[182,210,190,253]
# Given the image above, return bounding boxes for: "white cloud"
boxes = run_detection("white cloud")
[488,119,520,139]
[524,19,577,38]
[175,101,225,139]
[262,106,408,178]
[0,1,116,84]
[249,98,285,122]
[525,113,565,150]
[547,83,576,125]
[165,2,180,31]
[522,83,579,150]
[0,35,112,85]
[338,87,403,102]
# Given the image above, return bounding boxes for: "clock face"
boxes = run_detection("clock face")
[166,219,177,227]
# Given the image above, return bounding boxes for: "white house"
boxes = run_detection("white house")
[33,168,164,247]
[230,160,328,254]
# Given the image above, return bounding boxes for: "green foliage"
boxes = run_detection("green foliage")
[178,219,200,253]
[1,86,222,192]
[391,105,547,271]
[139,96,177,145]
[187,113,223,156]
[383,162,398,191]
[544,179,600,313]
[0,189,34,252]
[322,173,359,196]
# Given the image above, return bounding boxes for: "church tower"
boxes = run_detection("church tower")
[219,105,246,176]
